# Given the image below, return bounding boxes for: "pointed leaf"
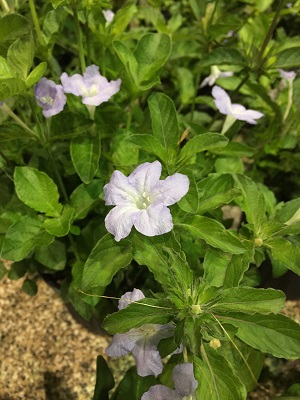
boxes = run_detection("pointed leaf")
[43,205,75,237]
[70,179,104,220]
[93,356,115,400]
[126,134,168,163]
[179,133,228,162]
[265,237,300,275]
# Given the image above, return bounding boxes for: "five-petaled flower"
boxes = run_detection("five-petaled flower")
[34,78,66,118]
[141,363,198,400]
[212,85,264,125]
[60,65,121,106]
[105,289,175,377]
[104,161,190,241]
[200,65,233,88]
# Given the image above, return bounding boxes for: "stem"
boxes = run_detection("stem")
[0,0,10,12]
[72,1,86,73]
[1,103,38,139]
[257,0,286,66]
[47,149,69,203]
[28,0,44,46]
[283,80,293,123]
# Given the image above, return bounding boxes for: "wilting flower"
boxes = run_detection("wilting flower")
[279,69,297,82]
[61,65,121,106]
[104,161,189,241]
[212,85,264,125]
[141,363,198,400]
[105,289,175,377]
[102,9,115,23]
[34,78,66,118]
[200,65,233,88]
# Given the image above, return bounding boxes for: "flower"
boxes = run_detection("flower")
[279,69,297,82]
[105,289,175,377]
[60,65,121,106]
[34,78,66,118]
[141,363,198,400]
[212,85,264,125]
[102,9,115,23]
[104,161,190,241]
[200,65,233,88]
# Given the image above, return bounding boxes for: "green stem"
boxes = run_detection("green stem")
[0,0,10,12]
[283,80,293,123]
[257,0,286,66]
[1,103,38,139]
[28,0,44,46]
[72,1,86,73]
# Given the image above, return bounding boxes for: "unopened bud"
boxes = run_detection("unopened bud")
[209,338,221,349]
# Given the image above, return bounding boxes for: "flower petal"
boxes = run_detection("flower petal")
[60,72,85,96]
[134,204,173,237]
[82,79,122,106]
[141,385,180,400]
[128,161,162,193]
[212,85,233,115]
[105,332,136,357]
[104,170,138,206]
[152,173,190,206]
[173,363,198,396]
[105,205,139,241]
[231,104,264,124]
[132,341,163,377]
[118,288,145,310]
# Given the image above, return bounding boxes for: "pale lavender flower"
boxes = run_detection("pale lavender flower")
[200,65,233,88]
[104,161,190,241]
[212,85,264,124]
[34,78,66,118]
[279,69,297,82]
[105,289,175,377]
[60,65,121,106]
[102,9,115,23]
[141,363,198,400]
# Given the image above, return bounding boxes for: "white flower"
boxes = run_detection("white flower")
[279,69,297,82]
[104,161,190,241]
[60,65,121,106]
[105,289,175,377]
[200,66,233,88]
[141,363,198,399]
[102,9,115,23]
[212,85,264,125]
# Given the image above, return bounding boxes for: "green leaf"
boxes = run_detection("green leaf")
[0,77,26,100]
[194,347,247,400]
[200,48,246,67]
[177,216,247,254]
[274,198,300,225]
[111,367,156,400]
[113,40,138,84]
[7,34,34,79]
[111,3,138,35]
[102,298,174,334]
[126,134,168,163]
[176,67,195,104]
[25,62,47,87]
[43,205,75,237]
[34,239,66,270]
[0,56,13,78]
[178,133,228,162]
[0,14,30,44]
[135,33,171,88]
[81,234,132,291]
[217,313,300,359]
[22,278,38,296]
[265,237,300,275]
[70,180,103,220]
[1,216,53,261]
[0,260,7,280]
[273,47,300,68]
[233,174,266,234]
[177,172,200,213]
[14,166,63,217]
[203,245,254,288]
[211,287,285,314]
[70,131,101,184]
[210,141,255,158]
[148,92,180,159]
[93,356,114,400]
[197,173,240,214]
[7,262,27,280]
[50,111,93,141]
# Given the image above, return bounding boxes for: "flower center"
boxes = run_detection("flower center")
[82,84,98,97]
[135,191,152,210]
[39,95,54,106]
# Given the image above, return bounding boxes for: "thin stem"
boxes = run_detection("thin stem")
[283,80,293,123]
[47,148,69,203]
[0,0,10,12]
[1,103,38,139]
[72,1,86,73]
[28,0,44,46]
[257,0,286,66]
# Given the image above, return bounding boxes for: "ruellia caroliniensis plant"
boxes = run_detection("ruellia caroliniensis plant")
[0,0,300,399]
